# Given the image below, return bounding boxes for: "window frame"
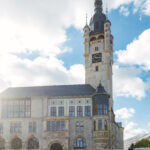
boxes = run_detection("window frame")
[98,120,102,131]
[95,103,108,115]
[74,137,86,149]
[51,107,57,117]
[69,106,75,117]
[29,121,37,133]
[85,106,91,117]
[58,106,64,117]
[47,121,65,132]
[95,66,99,72]
[2,98,31,118]
[10,122,22,134]
[77,106,83,117]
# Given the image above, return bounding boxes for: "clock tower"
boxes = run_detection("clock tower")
[83,0,113,100]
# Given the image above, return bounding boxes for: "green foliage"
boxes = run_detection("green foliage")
[135,139,150,148]
[129,143,135,150]
[128,139,150,150]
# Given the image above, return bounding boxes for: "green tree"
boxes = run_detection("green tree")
[129,143,135,150]
[135,139,150,148]
[129,139,150,150]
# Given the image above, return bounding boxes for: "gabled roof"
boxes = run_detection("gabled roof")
[0,84,96,99]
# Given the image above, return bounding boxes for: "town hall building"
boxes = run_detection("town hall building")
[0,0,123,150]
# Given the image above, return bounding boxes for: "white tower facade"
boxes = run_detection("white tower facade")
[84,0,113,100]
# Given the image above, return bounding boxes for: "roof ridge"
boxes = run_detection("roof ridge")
[8,84,93,89]
[0,84,96,99]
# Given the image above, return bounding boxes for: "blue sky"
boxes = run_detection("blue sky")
[0,0,150,140]
[60,3,150,139]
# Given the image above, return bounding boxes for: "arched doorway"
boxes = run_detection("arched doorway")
[11,137,22,149]
[27,137,39,149]
[50,143,63,150]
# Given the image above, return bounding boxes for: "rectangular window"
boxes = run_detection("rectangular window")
[95,104,108,115]
[77,106,83,117]
[58,107,64,117]
[61,121,65,131]
[51,107,56,117]
[48,101,51,116]
[76,121,84,132]
[85,106,91,116]
[104,104,108,115]
[10,123,21,133]
[47,121,65,131]
[96,66,99,72]
[52,121,56,131]
[57,121,60,131]
[98,120,102,131]
[97,104,103,115]
[29,122,36,133]
[26,100,31,117]
[2,99,31,118]
[69,106,75,117]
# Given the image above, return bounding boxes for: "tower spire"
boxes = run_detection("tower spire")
[106,7,108,19]
[86,13,88,25]
[94,0,103,13]
[106,0,109,19]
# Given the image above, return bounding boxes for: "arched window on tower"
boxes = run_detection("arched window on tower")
[11,137,22,149]
[28,137,39,149]
[0,138,5,150]
[95,66,99,72]
[74,137,86,149]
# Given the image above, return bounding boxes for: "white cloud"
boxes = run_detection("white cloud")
[143,0,150,16]
[0,0,91,92]
[116,29,150,70]
[108,0,134,10]
[0,0,149,95]
[115,108,135,119]
[111,0,150,17]
[0,0,148,56]
[107,0,149,16]
[0,0,94,56]
[124,122,147,139]
[0,54,85,93]
[148,123,150,126]
[120,6,130,16]
[113,65,146,100]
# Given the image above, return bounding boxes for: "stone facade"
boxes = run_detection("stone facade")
[0,95,123,150]
[0,0,124,150]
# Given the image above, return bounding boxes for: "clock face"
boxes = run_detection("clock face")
[92,53,102,63]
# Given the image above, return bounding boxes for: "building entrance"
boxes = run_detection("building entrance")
[50,143,63,150]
